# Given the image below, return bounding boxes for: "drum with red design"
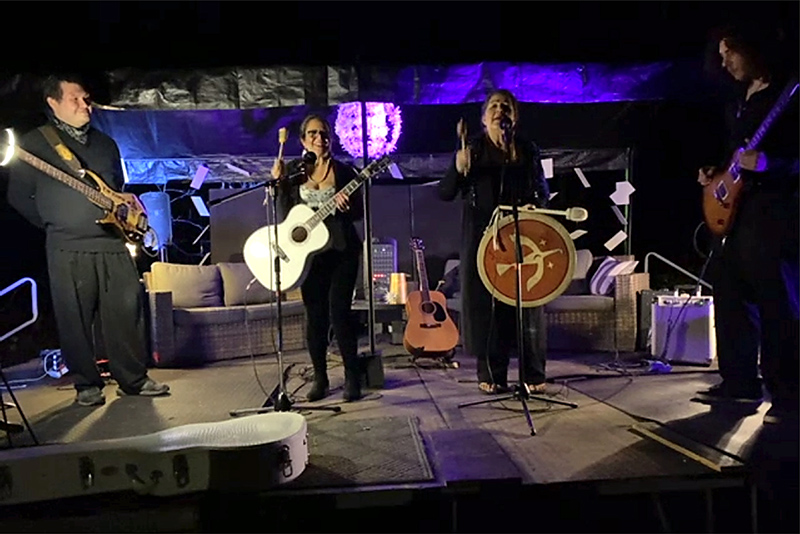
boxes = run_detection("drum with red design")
[477,211,576,308]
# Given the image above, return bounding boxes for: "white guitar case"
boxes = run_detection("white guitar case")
[0,412,308,506]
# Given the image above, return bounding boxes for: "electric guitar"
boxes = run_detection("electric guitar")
[1,130,153,246]
[403,238,460,358]
[703,77,799,237]
[243,155,392,292]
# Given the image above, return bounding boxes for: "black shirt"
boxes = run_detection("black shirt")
[7,123,129,252]
[723,74,799,194]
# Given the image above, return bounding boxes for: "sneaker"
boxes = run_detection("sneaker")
[117,378,170,397]
[695,382,762,403]
[76,387,105,407]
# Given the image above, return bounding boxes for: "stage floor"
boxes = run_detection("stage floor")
[1,338,796,533]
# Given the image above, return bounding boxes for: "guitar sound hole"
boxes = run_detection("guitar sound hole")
[421,302,436,315]
[291,226,308,243]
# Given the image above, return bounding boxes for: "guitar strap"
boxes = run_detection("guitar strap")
[38,125,86,179]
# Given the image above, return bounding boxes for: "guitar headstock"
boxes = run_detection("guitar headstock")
[409,237,425,252]
[1,128,17,166]
[362,154,392,179]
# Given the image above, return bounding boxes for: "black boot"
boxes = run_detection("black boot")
[342,358,363,402]
[307,351,329,402]
[307,377,330,401]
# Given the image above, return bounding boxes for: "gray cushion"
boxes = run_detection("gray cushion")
[544,295,615,312]
[149,262,223,308]
[173,300,305,326]
[218,262,276,306]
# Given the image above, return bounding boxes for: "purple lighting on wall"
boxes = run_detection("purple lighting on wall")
[335,102,402,159]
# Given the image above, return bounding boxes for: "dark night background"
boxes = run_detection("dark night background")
[1,1,798,364]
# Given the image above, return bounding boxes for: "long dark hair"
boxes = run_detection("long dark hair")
[706,24,794,82]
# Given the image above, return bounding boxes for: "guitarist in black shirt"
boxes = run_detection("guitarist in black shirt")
[6,74,169,406]
[695,25,798,426]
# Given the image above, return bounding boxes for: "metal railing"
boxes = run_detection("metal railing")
[643,252,713,291]
[1,277,39,342]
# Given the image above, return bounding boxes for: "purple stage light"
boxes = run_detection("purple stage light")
[335,102,403,159]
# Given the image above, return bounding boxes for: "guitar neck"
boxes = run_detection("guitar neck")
[304,157,386,230]
[15,147,113,210]
[744,79,799,151]
[413,249,431,302]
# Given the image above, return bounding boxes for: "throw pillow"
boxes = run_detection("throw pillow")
[218,262,276,306]
[589,257,639,296]
[149,262,223,308]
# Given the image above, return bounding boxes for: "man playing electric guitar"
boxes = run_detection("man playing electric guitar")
[695,25,798,426]
[6,74,169,406]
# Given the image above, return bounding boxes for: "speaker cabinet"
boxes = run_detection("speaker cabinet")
[650,295,716,366]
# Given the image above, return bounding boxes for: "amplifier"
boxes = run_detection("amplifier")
[650,295,716,366]
[637,289,675,351]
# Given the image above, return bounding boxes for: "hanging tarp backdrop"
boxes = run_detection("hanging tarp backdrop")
[1,58,725,289]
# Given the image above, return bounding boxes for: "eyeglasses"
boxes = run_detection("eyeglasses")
[305,129,329,139]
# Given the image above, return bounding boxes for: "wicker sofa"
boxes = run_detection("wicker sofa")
[444,249,649,353]
[143,261,307,368]
[543,250,649,352]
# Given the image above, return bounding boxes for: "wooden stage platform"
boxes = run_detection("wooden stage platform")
[1,337,797,533]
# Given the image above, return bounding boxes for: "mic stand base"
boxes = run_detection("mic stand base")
[457,386,578,436]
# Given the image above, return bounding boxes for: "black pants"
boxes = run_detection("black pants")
[46,248,149,393]
[710,188,799,408]
[300,247,361,380]
[475,299,547,387]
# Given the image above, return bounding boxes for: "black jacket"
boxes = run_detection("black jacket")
[7,123,128,252]
[275,158,364,252]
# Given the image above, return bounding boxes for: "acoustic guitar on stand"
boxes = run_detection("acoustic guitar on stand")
[403,238,460,361]
[702,77,799,237]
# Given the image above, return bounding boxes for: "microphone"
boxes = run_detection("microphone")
[564,207,589,222]
[500,205,589,222]
[265,151,318,197]
[286,151,317,180]
[499,116,513,131]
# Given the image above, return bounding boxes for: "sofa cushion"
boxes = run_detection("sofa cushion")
[589,257,639,296]
[149,262,223,308]
[561,249,593,295]
[218,262,276,306]
[544,294,615,312]
[173,300,305,326]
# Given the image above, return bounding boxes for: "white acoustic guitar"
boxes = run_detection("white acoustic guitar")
[244,155,392,292]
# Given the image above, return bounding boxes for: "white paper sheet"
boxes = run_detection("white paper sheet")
[611,205,628,225]
[190,165,209,190]
[574,167,590,188]
[604,230,628,251]
[569,229,588,241]
[541,158,554,179]
[609,181,636,205]
[388,162,404,179]
[191,196,210,217]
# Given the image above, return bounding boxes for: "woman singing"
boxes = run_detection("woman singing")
[271,114,364,402]
[438,89,551,395]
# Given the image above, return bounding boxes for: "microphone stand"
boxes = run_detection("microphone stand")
[230,175,341,417]
[458,126,577,436]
